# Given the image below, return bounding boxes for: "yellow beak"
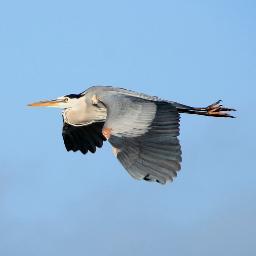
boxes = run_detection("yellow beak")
[28,99,66,107]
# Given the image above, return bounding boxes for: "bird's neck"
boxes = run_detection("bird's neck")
[63,105,107,126]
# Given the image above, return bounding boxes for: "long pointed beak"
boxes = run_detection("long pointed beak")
[28,99,65,107]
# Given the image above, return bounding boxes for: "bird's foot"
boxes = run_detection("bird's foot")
[205,100,236,118]
[176,100,236,118]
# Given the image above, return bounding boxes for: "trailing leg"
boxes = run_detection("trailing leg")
[173,100,236,118]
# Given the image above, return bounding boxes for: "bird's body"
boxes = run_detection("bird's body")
[29,86,235,184]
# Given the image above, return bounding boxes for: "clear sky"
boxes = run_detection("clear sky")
[0,0,255,255]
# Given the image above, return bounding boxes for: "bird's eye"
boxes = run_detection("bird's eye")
[64,98,69,103]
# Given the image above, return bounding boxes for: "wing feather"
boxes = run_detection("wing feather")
[62,121,106,154]
[106,101,182,184]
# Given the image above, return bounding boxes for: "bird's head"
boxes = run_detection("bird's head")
[28,92,106,125]
[28,94,83,109]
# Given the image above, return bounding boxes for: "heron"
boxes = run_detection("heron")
[28,86,235,184]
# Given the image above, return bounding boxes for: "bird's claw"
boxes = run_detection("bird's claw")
[206,100,236,118]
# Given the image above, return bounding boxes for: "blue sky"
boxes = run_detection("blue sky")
[0,0,255,255]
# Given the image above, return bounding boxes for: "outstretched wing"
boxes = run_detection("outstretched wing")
[62,121,106,154]
[97,92,181,184]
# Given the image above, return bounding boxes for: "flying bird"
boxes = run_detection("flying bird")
[28,86,235,184]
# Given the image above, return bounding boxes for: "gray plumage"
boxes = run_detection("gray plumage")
[28,86,235,184]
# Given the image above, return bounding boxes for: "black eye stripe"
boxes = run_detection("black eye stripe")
[65,93,81,99]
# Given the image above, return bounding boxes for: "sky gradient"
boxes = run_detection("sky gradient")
[0,0,255,255]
